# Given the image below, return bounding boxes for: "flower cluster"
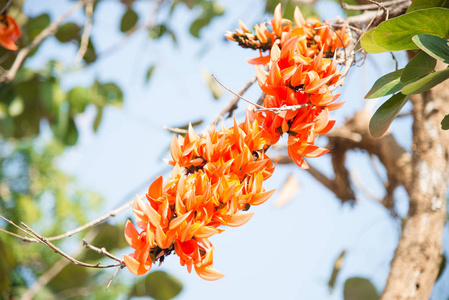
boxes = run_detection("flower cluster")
[228,4,348,169]
[0,15,21,51]
[125,4,349,281]
[124,119,275,280]
[225,4,350,64]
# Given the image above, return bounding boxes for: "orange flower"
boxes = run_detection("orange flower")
[124,120,275,280]
[250,38,343,168]
[226,4,351,64]
[0,15,21,51]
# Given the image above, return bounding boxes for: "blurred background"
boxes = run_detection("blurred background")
[0,0,448,299]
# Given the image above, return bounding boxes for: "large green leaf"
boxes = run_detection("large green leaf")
[120,9,138,32]
[401,51,436,82]
[48,264,89,293]
[365,69,412,99]
[369,93,409,138]
[407,0,449,13]
[361,8,449,53]
[401,67,449,94]
[344,277,379,300]
[412,34,449,64]
[360,29,389,53]
[130,271,183,300]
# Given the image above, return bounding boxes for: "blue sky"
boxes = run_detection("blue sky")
[23,0,449,299]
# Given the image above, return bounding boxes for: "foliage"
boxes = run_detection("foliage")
[361,0,449,136]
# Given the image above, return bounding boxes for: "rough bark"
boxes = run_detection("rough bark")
[380,62,449,300]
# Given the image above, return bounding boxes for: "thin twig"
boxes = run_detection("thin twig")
[205,74,257,133]
[106,266,123,290]
[0,0,13,16]
[163,126,188,135]
[82,240,123,263]
[339,0,408,11]
[20,227,103,300]
[1,0,85,82]
[73,0,94,65]
[212,74,265,110]
[21,222,123,269]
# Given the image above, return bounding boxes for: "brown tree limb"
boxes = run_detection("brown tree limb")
[380,62,449,300]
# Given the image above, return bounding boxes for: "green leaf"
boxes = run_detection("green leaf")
[328,250,346,293]
[82,38,97,64]
[130,271,183,300]
[360,28,390,54]
[365,69,412,99]
[189,17,211,38]
[412,34,449,64]
[436,254,446,280]
[93,105,103,132]
[25,13,51,39]
[189,1,224,38]
[146,64,156,84]
[344,277,379,300]
[0,237,17,291]
[120,9,138,32]
[48,264,89,292]
[441,114,449,130]
[407,0,449,13]
[67,87,89,115]
[55,22,81,43]
[8,97,24,117]
[401,67,449,94]
[361,8,449,53]
[149,24,168,39]
[369,93,409,138]
[401,51,436,82]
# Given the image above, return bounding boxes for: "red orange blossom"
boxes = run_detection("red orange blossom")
[0,14,21,51]
[124,119,275,280]
[124,3,349,281]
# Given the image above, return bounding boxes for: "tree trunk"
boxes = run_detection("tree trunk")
[381,62,449,299]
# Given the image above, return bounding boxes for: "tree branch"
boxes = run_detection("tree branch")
[0,0,85,82]
[73,0,94,65]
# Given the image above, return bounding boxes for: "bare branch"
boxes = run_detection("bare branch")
[73,0,94,65]
[205,74,258,133]
[0,0,13,16]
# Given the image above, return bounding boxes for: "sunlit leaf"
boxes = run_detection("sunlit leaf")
[401,67,449,95]
[412,34,449,64]
[401,51,436,82]
[146,64,156,84]
[344,277,379,300]
[130,271,183,300]
[365,69,411,99]
[93,105,103,133]
[120,9,138,32]
[8,97,24,117]
[189,1,224,38]
[328,250,346,293]
[407,0,449,13]
[67,87,89,115]
[369,93,409,138]
[361,8,449,53]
